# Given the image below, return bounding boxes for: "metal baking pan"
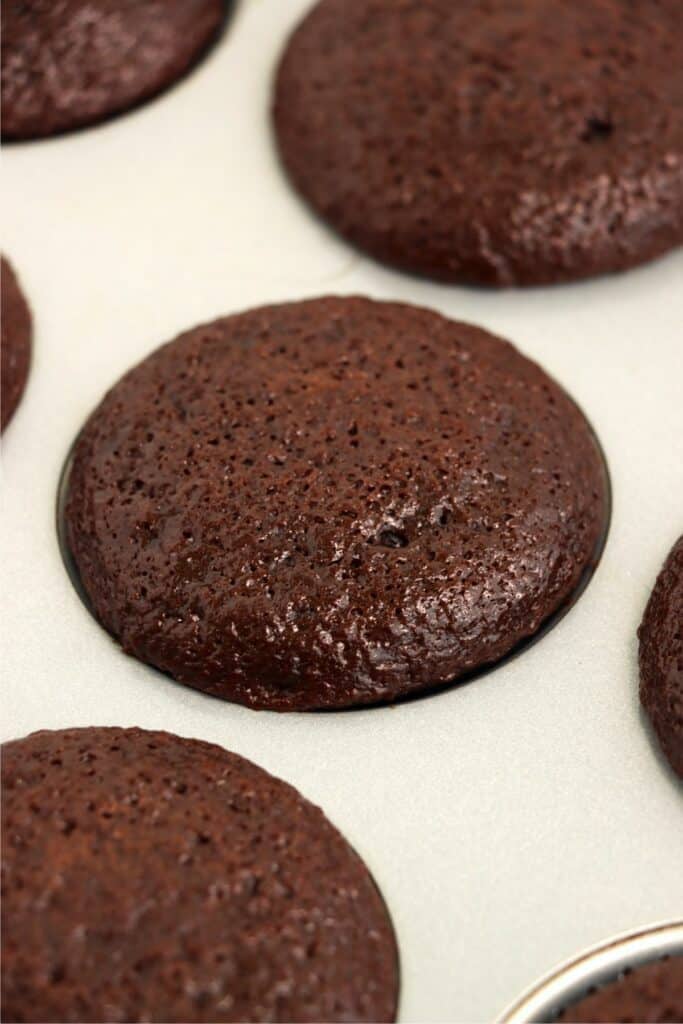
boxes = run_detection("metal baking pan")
[2,1,682,1020]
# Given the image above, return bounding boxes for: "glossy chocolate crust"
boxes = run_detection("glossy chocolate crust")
[639,536,683,778]
[1,256,32,431]
[65,297,608,711]
[557,956,683,1023]
[1,0,224,140]
[1,727,399,1023]
[273,0,683,286]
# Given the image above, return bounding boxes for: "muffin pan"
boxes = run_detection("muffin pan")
[2,0,682,1020]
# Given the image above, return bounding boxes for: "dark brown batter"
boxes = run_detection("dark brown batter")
[274,0,683,285]
[1,256,32,431]
[64,296,609,711]
[2,0,225,140]
[557,956,683,1023]
[639,536,683,779]
[1,727,399,1023]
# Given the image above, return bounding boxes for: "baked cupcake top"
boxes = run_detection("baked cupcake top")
[1,727,399,1023]
[2,0,224,140]
[557,956,683,1023]
[639,536,683,779]
[1,255,32,431]
[274,0,683,285]
[65,296,608,710]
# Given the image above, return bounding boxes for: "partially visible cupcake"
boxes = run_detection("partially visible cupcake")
[1,726,400,1023]
[639,536,683,779]
[274,0,683,285]
[2,0,225,140]
[1,255,32,431]
[557,956,683,1023]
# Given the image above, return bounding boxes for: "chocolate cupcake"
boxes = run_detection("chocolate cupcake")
[1,256,32,431]
[1,727,399,1023]
[557,956,683,1023]
[639,536,683,779]
[274,0,683,285]
[63,296,609,711]
[2,0,225,140]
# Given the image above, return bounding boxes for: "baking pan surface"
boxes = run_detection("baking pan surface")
[2,2,682,1020]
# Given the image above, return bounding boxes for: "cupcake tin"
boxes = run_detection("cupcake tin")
[2,1,682,1020]
[498,920,683,1023]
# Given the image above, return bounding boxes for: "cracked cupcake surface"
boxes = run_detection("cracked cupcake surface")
[274,0,683,285]
[1,727,399,1023]
[64,296,608,710]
